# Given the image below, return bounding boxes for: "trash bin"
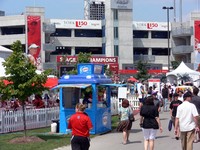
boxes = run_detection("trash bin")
[52,119,59,133]
[51,123,57,133]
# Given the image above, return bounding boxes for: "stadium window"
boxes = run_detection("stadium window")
[133,30,148,38]
[114,45,119,56]
[113,9,118,20]
[1,26,25,35]
[50,29,71,37]
[51,46,71,55]
[75,47,102,54]
[133,48,148,55]
[152,48,168,55]
[151,31,168,39]
[75,29,102,37]
[114,27,118,39]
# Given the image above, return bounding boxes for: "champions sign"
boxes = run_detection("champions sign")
[57,56,118,64]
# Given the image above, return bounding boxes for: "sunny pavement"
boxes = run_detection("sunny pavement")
[54,111,199,150]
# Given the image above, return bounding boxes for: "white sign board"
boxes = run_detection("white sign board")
[50,19,102,29]
[133,21,169,31]
[118,87,127,98]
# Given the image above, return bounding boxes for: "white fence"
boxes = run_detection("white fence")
[0,107,59,134]
[0,97,139,134]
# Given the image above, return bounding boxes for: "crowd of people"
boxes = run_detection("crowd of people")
[0,93,60,111]
[125,80,200,150]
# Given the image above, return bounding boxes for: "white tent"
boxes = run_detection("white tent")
[166,61,200,86]
[0,45,12,59]
[0,45,12,52]
[0,57,6,77]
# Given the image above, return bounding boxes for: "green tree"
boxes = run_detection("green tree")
[0,40,50,137]
[171,61,180,70]
[135,60,151,81]
[67,52,92,75]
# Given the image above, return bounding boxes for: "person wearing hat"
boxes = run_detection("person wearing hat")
[175,91,199,150]
[28,43,39,66]
[169,93,182,140]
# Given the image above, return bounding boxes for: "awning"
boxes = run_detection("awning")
[51,84,91,90]
[100,83,126,87]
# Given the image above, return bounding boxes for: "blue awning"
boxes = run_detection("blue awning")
[51,84,91,90]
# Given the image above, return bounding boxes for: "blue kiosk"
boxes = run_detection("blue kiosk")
[57,63,112,134]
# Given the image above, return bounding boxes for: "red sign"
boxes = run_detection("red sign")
[76,21,88,27]
[57,56,118,64]
[147,23,158,29]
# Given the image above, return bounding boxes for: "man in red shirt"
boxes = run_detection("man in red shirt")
[68,103,93,150]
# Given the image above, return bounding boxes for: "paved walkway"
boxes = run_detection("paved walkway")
[54,111,199,150]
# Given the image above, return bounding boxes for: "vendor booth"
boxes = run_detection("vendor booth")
[166,61,200,87]
[56,63,112,134]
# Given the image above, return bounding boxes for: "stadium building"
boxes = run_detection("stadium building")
[0,0,200,77]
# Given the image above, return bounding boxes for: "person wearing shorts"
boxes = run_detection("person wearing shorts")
[140,96,163,150]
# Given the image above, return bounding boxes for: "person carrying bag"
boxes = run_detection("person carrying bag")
[129,105,135,122]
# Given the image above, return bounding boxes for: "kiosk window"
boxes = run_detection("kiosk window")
[97,86,108,108]
[62,88,80,108]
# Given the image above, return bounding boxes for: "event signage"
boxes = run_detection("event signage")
[50,19,101,29]
[78,65,92,75]
[133,21,168,31]
[111,0,133,10]
[57,56,118,64]
[94,65,103,74]
[194,20,200,71]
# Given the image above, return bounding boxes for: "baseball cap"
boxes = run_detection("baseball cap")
[183,92,192,99]
[28,43,39,49]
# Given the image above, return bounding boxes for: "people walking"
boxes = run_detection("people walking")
[68,103,93,150]
[116,99,133,145]
[162,84,169,112]
[175,92,200,150]
[140,96,163,150]
[169,93,182,140]
[191,87,200,142]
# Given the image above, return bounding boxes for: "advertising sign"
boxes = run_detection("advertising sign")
[78,65,92,75]
[133,22,168,31]
[148,79,161,91]
[51,19,101,29]
[94,64,103,74]
[111,0,133,10]
[27,15,42,69]
[194,20,200,70]
[57,56,118,64]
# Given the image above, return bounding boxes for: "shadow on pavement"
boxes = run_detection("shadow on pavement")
[156,135,170,139]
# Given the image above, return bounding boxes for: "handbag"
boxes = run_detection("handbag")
[128,106,135,122]
[129,114,135,122]
[168,119,173,131]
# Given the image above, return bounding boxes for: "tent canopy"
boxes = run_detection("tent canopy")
[166,61,200,76]
[0,45,12,53]
[0,57,6,77]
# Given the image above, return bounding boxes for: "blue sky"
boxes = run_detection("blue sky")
[0,0,198,22]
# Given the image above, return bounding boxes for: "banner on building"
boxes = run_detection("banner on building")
[194,20,200,70]
[27,15,42,70]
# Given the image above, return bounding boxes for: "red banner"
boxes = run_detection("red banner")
[194,20,200,70]
[27,15,41,60]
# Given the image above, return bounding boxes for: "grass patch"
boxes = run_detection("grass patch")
[0,116,119,150]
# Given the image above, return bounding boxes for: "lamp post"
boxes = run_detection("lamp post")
[162,6,173,72]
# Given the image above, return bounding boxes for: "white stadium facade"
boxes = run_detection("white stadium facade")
[0,0,200,77]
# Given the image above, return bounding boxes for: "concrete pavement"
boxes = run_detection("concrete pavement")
[54,111,199,150]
